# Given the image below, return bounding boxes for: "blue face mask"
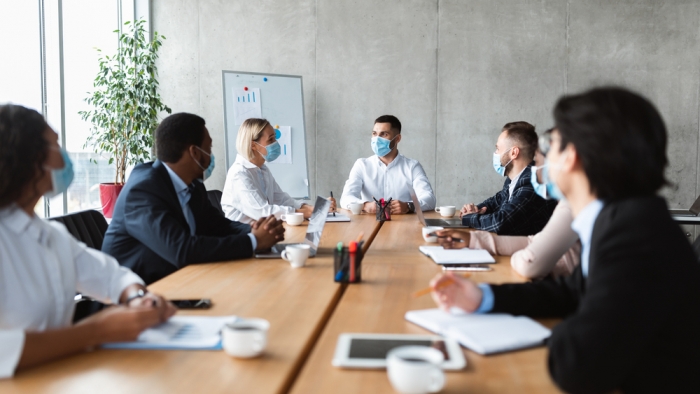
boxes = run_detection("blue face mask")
[541,163,564,200]
[194,146,215,181]
[371,136,396,157]
[530,165,547,199]
[255,140,281,162]
[45,147,74,198]
[492,147,513,177]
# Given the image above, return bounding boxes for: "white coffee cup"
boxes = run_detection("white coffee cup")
[281,212,304,226]
[281,244,311,268]
[435,206,456,218]
[387,346,445,394]
[348,202,363,215]
[422,226,444,243]
[222,318,270,358]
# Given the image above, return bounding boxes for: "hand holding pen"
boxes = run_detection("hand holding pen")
[428,272,483,313]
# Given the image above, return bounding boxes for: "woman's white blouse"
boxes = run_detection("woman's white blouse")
[0,206,143,378]
[221,155,304,223]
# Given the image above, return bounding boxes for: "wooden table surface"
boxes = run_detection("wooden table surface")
[290,213,562,393]
[0,210,378,394]
[1,210,561,393]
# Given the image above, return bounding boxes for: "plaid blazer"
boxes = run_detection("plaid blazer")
[462,166,557,236]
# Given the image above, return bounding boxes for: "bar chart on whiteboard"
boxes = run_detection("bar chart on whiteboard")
[233,87,262,125]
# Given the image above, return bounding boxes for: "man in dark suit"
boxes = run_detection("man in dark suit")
[431,88,700,393]
[102,113,285,284]
[460,121,556,235]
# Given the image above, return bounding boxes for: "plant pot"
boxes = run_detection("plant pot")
[99,183,124,218]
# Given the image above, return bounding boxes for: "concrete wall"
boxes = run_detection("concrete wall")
[153,0,700,215]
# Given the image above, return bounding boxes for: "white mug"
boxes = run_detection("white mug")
[222,318,270,358]
[281,244,311,268]
[435,206,456,218]
[348,202,364,215]
[387,346,445,394]
[422,226,444,243]
[281,212,304,226]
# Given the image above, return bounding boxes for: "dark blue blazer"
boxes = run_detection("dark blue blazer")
[462,166,557,235]
[102,160,253,284]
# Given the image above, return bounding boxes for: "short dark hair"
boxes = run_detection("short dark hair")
[155,113,206,162]
[0,104,49,208]
[502,121,537,161]
[374,115,402,133]
[553,86,669,200]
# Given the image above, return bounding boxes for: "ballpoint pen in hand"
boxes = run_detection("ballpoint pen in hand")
[330,191,335,216]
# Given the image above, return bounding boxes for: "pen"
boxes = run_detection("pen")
[356,232,364,243]
[330,191,335,217]
[411,273,471,298]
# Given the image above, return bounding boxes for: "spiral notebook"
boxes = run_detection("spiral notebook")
[405,308,551,355]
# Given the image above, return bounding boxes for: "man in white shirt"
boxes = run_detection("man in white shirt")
[340,115,436,214]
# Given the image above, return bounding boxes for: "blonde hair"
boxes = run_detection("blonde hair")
[236,118,271,161]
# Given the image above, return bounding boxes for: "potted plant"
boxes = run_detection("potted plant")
[80,19,171,217]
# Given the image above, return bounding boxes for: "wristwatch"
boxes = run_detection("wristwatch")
[406,202,415,214]
[124,288,148,305]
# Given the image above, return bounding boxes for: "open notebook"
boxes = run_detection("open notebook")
[419,246,496,265]
[405,309,551,355]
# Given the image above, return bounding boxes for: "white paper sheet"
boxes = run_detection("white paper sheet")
[326,212,351,222]
[270,125,292,164]
[103,315,237,350]
[233,87,262,125]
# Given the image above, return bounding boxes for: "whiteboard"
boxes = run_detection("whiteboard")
[222,71,310,198]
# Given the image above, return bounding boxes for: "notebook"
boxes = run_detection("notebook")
[326,212,351,222]
[405,309,551,355]
[103,315,237,350]
[419,246,496,265]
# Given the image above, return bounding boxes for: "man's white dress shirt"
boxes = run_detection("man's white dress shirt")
[0,206,143,378]
[340,153,436,211]
[222,154,304,224]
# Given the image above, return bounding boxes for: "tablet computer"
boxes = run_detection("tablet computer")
[331,333,466,370]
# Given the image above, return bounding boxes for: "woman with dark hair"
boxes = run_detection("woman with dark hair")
[429,87,700,393]
[0,104,175,378]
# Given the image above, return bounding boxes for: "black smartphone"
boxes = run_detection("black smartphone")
[171,299,212,309]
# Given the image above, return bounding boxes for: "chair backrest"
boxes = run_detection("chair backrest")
[50,209,109,250]
[692,235,700,264]
[207,189,224,216]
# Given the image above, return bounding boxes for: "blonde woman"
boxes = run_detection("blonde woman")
[222,118,336,223]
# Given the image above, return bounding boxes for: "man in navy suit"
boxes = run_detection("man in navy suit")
[460,121,556,235]
[102,113,285,284]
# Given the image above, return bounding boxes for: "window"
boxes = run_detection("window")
[0,0,148,217]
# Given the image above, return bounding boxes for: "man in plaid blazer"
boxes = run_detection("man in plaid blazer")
[461,122,556,235]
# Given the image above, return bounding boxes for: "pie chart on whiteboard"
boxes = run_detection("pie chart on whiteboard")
[271,125,292,164]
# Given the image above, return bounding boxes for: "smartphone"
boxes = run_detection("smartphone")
[171,299,212,309]
[441,264,493,272]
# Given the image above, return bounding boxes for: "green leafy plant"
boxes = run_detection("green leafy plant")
[80,18,171,184]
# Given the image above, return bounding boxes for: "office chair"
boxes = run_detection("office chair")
[207,189,224,216]
[50,209,110,322]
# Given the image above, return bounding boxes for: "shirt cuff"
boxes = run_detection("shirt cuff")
[474,283,495,314]
[247,232,258,251]
[0,330,25,379]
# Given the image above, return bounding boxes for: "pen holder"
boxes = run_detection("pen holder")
[375,201,391,222]
[333,242,364,283]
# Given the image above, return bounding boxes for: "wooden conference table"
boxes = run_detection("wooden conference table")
[1,210,561,394]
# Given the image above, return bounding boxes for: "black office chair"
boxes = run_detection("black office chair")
[49,209,110,322]
[50,209,109,250]
[207,189,224,216]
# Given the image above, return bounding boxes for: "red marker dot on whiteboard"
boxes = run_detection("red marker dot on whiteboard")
[244,87,248,91]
